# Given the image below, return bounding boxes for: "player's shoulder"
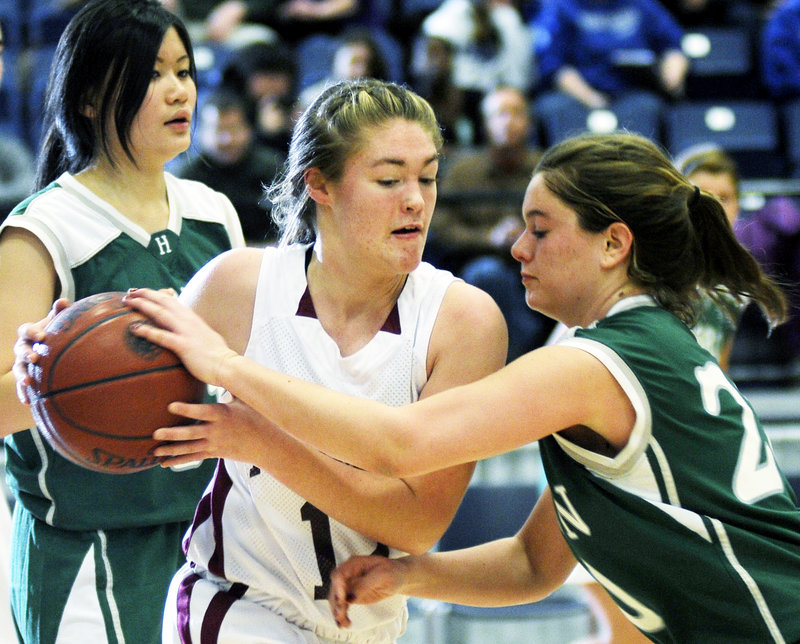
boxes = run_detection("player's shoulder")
[182,247,264,346]
[194,246,264,289]
[432,279,508,362]
[442,279,506,332]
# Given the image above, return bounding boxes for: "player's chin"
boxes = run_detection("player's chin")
[390,244,424,271]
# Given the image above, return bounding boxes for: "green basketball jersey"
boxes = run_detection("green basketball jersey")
[1,172,245,530]
[540,296,800,644]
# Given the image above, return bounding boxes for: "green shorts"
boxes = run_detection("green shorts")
[10,504,190,644]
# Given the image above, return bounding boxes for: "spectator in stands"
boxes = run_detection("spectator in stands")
[409,35,466,149]
[201,0,361,45]
[735,189,800,368]
[219,40,297,152]
[678,147,744,371]
[534,0,688,146]
[419,0,535,144]
[297,27,390,109]
[0,23,35,220]
[431,86,554,361]
[172,88,285,245]
[761,0,800,101]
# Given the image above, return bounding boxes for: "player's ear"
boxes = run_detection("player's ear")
[81,100,97,120]
[600,221,633,269]
[80,86,101,119]
[305,168,331,206]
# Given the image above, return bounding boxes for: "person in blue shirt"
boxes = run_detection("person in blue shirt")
[533,0,688,145]
[761,0,800,101]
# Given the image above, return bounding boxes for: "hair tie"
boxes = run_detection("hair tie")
[689,185,701,208]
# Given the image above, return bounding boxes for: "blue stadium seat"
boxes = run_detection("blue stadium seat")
[536,91,663,148]
[27,3,79,48]
[0,49,26,143]
[192,41,236,94]
[400,0,445,22]
[26,46,57,150]
[681,26,760,100]
[665,100,783,178]
[0,0,27,51]
[295,29,405,93]
[781,100,800,178]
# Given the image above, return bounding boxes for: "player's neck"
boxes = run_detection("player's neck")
[306,252,407,355]
[75,161,170,232]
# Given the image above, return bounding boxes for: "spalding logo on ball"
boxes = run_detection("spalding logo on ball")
[26,291,206,474]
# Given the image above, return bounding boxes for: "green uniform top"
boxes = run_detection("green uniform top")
[541,296,800,644]
[0,172,245,531]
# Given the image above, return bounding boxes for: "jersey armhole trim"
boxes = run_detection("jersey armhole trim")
[554,336,652,478]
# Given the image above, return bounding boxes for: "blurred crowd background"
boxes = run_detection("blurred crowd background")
[1,0,799,383]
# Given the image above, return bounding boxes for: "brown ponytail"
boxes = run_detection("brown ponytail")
[535,132,788,327]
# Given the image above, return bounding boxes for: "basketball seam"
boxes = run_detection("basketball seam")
[39,363,188,398]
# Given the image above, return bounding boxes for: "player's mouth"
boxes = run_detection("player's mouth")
[165,112,191,130]
[391,225,422,236]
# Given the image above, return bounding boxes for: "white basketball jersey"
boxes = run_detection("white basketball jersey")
[183,244,457,642]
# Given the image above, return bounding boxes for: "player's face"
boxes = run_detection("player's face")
[511,173,607,326]
[128,27,196,168]
[324,118,439,274]
[689,170,739,226]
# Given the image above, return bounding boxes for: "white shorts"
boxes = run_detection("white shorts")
[162,563,360,644]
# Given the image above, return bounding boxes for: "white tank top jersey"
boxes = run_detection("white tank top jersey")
[180,244,458,643]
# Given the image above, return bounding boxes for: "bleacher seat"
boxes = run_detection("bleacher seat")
[25,46,57,150]
[536,92,662,148]
[0,49,27,143]
[664,100,783,179]
[681,26,760,100]
[295,29,406,93]
[27,3,78,49]
[434,484,592,644]
[0,0,26,52]
[780,100,800,178]
[400,0,446,24]
[192,41,235,94]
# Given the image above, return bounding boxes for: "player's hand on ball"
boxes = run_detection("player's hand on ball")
[13,298,71,404]
[123,288,238,387]
[328,555,407,628]
[154,398,276,466]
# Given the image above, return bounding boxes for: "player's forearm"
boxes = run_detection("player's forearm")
[253,422,469,553]
[217,354,413,477]
[0,374,37,438]
[397,536,555,606]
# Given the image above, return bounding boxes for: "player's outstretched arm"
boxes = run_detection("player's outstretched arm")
[127,283,633,481]
[329,487,577,626]
[136,257,511,553]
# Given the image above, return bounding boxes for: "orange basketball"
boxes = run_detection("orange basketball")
[26,291,206,474]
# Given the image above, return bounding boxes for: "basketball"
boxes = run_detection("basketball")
[25,291,206,475]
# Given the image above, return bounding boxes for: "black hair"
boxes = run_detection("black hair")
[35,0,196,189]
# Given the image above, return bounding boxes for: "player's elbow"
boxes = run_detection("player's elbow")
[371,447,417,479]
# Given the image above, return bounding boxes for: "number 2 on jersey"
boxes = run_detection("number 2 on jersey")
[695,362,784,504]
